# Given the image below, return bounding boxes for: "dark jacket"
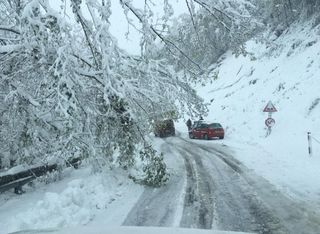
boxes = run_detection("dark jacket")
[186,119,192,129]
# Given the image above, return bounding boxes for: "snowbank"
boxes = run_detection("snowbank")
[0,168,143,233]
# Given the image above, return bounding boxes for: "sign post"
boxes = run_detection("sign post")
[307,132,312,157]
[263,101,277,136]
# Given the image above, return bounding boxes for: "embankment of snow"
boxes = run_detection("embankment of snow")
[0,168,143,234]
[177,19,320,206]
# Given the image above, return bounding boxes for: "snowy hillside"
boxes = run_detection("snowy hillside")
[180,20,320,205]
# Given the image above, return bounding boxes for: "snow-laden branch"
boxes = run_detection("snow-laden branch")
[120,0,203,72]
[7,82,40,107]
[185,0,201,43]
[0,0,206,181]
[0,44,22,54]
[192,0,232,32]
[0,25,20,34]
[74,10,100,68]
[72,53,93,68]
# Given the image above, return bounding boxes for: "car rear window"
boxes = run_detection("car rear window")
[209,123,222,129]
[200,124,208,128]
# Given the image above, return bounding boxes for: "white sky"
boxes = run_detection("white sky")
[110,0,188,54]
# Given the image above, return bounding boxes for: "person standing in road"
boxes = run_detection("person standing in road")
[186,118,192,130]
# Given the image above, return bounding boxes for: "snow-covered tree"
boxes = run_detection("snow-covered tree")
[0,0,206,186]
[145,0,261,77]
[257,0,320,31]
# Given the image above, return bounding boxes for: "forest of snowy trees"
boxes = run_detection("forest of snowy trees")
[1,0,319,186]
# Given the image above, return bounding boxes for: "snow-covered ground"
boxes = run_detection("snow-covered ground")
[7,226,250,234]
[0,167,144,233]
[176,20,320,206]
[1,138,244,234]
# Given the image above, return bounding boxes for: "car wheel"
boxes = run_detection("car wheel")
[219,136,224,139]
[204,134,208,140]
[189,133,194,139]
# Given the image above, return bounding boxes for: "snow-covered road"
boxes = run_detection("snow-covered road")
[123,136,320,234]
[2,136,320,234]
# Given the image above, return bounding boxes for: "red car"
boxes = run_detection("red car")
[189,122,224,140]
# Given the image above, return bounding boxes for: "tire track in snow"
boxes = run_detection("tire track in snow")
[176,137,320,234]
[124,136,320,233]
[176,148,215,229]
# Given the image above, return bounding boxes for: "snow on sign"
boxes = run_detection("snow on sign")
[263,101,277,112]
[265,117,275,127]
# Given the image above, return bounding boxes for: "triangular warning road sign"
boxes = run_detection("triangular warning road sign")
[263,101,277,112]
